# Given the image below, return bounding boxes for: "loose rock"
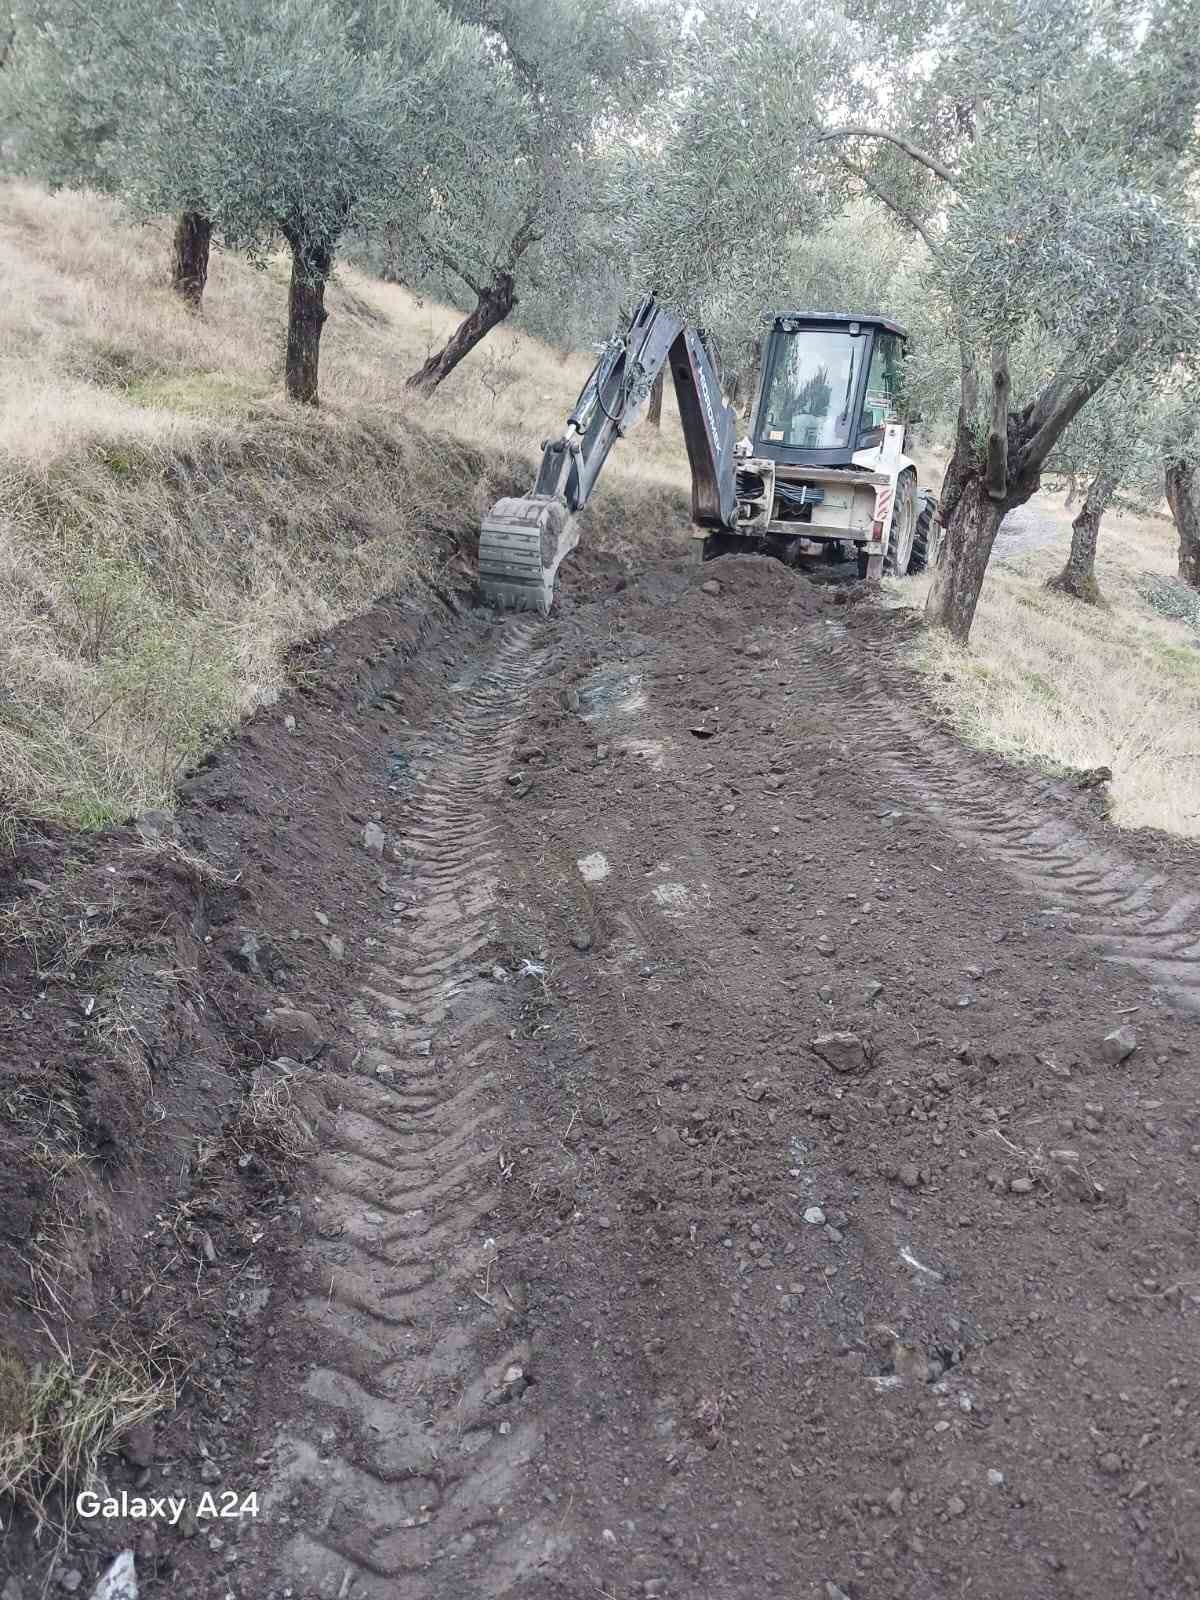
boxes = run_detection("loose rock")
[811,1032,866,1073]
[804,1206,826,1226]
[1100,1026,1137,1064]
[89,1552,137,1600]
[701,580,722,597]
[363,822,385,854]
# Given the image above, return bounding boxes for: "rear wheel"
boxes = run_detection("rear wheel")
[883,471,918,576]
[908,490,943,573]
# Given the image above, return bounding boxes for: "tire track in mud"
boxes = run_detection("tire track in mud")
[793,617,1200,1006]
[263,622,561,1600]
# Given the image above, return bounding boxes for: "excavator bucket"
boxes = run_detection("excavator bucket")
[478,494,579,613]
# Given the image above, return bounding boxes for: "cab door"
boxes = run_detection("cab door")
[858,332,903,448]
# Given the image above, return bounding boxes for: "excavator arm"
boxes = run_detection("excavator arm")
[479,295,740,611]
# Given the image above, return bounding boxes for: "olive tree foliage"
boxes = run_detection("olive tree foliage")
[375,0,671,394]
[608,0,857,330]
[3,0,491,399]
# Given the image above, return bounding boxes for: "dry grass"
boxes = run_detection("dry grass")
[0,182,690,835]
[232,1068,319,1163]
[891,494,1200,838]
[0,1332,178,1529]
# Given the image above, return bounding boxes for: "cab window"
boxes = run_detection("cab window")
[859,333,901,441]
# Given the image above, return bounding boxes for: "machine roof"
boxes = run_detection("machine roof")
[770,311,908,338]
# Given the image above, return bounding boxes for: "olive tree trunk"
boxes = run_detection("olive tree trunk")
[283,232,333,406]
[406,269,517,395]
[647,368,664,429]
[1045,473,1114,603]
[171,212,212,310]
[925,468,1008,640]
[1165,459,1200,590]
[926,339,1132,642]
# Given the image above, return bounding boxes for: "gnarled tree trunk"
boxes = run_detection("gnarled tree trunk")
[925,334,1127,641]
[1166,459,1200,590]
[1046,473,1113,603]
[924,466,1008,641]
[283,231,333,406]
[407,270,516,396]
[171,212,212,310]
[647,368,664,429]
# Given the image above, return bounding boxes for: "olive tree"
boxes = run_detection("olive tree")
[1043,375,1161,604]
[380,0,669,394]
[4,0,222,305]
[1159,363,1200,589]
[178,0,491,402]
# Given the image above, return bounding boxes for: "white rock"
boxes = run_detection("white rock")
[804,1206,826,1226]
[89,1552,137,1600]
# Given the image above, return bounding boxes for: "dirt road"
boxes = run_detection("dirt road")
[5,550,1200,1600]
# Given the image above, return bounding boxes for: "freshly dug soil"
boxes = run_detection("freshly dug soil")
[3,547,1200,1600]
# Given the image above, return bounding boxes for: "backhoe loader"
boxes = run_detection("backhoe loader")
[479,295,941,611]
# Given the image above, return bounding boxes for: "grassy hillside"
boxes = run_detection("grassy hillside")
[0,183,692,836]
[900,501,1200,839]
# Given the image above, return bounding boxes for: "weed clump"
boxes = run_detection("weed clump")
[0,1337,176,1527]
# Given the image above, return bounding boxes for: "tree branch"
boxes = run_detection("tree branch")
[1020,336,1139,477]
[819,124,956,186]
[833,153,940,257]
[959,334,980,418]
[502,208,543,272]
[421,236,484,298]
[986,340,1010,500]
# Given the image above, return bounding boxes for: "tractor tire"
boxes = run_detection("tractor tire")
[908,491,943,573]
[883,471,918,577]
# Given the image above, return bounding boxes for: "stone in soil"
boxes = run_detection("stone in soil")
[1100,1026,1137,1064]
[88,1552,137,1600]
[811,1032,866,1073]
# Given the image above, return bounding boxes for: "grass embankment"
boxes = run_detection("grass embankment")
[0,182,692,836]
[898,499,1200,840]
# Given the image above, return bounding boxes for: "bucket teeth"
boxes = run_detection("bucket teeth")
[478,495,578,613]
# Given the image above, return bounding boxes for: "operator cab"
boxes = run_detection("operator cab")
[751,312,907,468]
